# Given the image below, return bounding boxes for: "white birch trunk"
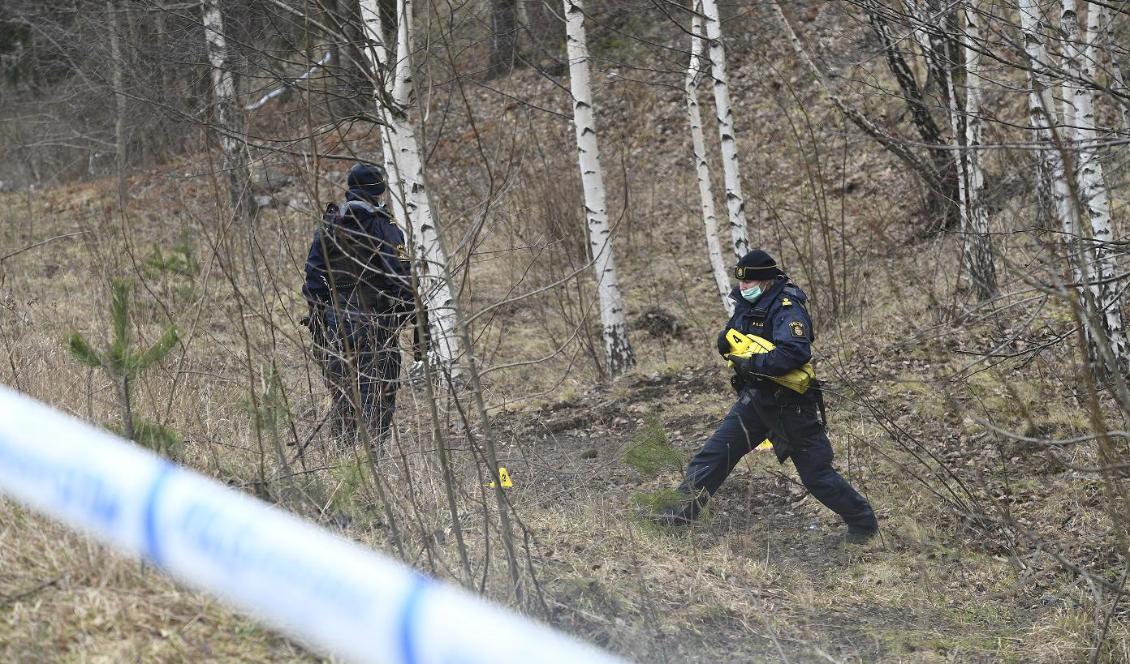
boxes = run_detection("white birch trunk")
[1100,6,1130,131]
[359,0,463,371]
[902,1,931,59]
[961,2,996,298]
[1076,3,1128,369]
[685,3,733,315]
[1020,0,1100,357]
[358,0,407,227]
[700,0,749,259]
[1059,1,1080,150]
[1020,1,1080,250]
[563,0,635,376]
[941,33,970,284]
[202,0,251,220]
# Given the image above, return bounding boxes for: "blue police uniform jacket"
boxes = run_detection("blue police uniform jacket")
[302,188,412,316]
[718,278,814,380]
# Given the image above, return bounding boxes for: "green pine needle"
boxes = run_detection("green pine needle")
[622,413,684,478]
[133,419,182,459]
[133,326,179,372]
[66,332,103,368]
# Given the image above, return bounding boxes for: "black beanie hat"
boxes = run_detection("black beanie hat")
[347,163,387,200]
[734,249,784,281]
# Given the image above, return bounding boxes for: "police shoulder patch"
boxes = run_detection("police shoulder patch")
[396,243,408,261]
[789,320,806,338]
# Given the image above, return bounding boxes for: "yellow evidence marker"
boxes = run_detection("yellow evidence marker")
[724,328,815,395]
[755,440,773,452]
[486,467,513,489]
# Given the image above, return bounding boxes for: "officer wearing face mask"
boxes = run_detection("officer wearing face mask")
[655,249,879,544]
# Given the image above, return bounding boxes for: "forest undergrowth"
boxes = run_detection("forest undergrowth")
[1,4,1128,662]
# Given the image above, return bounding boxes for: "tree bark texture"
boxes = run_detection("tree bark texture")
[487,0,518,79]
[107,0,128,206]
[202,0,252,221]
[359,0,403,222]
[774,1,946,235]
[1075,2,1128,370]
[869,0,960,231]
[1059,0,1080,135]
[360,0,464,371]
[685,2,733,315]
[700,0,749,258]
[331,0,371,118]
[960,2,996,299]
[1099,6,1130,131]
[1019,0,1113,371]
[563,0,635,377]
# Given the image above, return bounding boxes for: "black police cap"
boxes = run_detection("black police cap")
[734,249,784,281]
[347,163,387,198]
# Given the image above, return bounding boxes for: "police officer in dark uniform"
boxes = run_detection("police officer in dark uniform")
[302,163,416,449]
[657,249,879,544]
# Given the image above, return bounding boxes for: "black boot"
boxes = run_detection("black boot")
[844,510,879,544]
[653,493,706,526]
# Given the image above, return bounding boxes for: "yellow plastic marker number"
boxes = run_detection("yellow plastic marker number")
[486,467,513,489]
[755,440,773,452]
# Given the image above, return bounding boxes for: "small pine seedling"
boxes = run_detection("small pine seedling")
[67,279,181,458]
[622,413,685,478]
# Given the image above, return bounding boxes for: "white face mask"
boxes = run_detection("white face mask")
[740,285,763,303]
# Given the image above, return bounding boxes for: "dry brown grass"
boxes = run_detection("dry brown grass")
[2,5,1128,662]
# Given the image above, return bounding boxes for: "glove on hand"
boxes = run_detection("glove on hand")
[726,353,757,379]
[717,330,731,357]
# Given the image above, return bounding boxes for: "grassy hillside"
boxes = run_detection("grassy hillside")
[1,2,1127,662]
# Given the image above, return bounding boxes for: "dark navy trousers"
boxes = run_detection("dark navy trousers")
[679,387,875,528]
[315,308,402,447]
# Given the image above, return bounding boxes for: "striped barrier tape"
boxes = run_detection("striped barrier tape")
[0,385,627,664]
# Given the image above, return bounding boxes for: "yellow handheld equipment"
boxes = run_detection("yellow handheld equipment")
[725,328,815,395]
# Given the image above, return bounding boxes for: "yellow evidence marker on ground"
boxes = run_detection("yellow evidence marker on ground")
[486,467,513,488]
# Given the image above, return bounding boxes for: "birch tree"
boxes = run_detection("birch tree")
[685,2,733,314]
[700,0,749,258]
[959,2,996,299]
[1099,6,1130,131]
[201,0,251,220]
[1020,1,1081,255]
[360,0,524,596]
[107,0,127,206]
[1072,2,1128,369]
[359,0,464,372]
[563,0,635,376]
[1019,0,1126,375]
[359,0,405,223]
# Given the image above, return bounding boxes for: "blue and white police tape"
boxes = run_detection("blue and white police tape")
[0,385,627,664]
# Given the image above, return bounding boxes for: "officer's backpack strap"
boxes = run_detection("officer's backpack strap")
[342,199,376,216]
